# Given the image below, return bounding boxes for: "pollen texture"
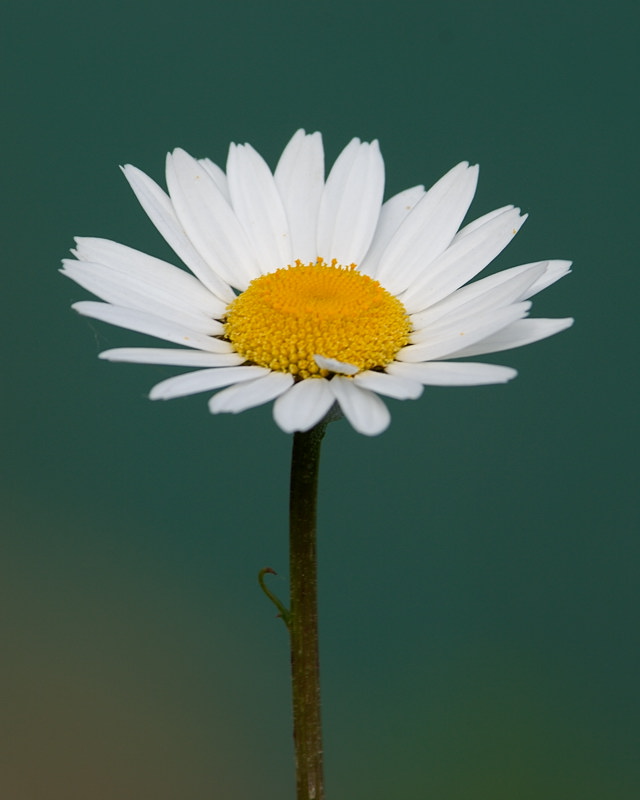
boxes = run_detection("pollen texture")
[224,260,411,378]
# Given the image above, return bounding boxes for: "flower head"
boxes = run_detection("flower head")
[63,130,573,435]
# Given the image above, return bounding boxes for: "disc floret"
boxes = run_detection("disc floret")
[224,260,411,378]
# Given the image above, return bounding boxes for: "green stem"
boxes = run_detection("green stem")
[289,422,327,800]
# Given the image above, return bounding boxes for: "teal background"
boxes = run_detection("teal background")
[2,1,638,798]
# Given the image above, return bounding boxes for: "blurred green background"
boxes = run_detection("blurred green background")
[2,0,638,798]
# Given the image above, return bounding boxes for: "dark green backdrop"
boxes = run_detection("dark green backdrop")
[2,1,637,798]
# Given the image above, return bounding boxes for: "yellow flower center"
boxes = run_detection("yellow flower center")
[223,260,411,378]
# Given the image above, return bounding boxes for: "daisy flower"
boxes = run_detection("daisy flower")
[63,130,573,435]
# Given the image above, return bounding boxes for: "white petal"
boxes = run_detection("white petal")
[99,348,244,367]
[71,238,227,317]
[72,301,233,353]
[62,260,223,333]
[359,185,425,278]
[412,258,569,317]
[447,317,574,358]
[407,258,571,343]
[409,262,547,341]
[121,164,234,302]
[273,378,335,433]
[452,205,514,241]
[400,207,527,313]
[520,260,572,299]
[209,372,294,414]
[398,302,531,362]
[375,163,479,295]
[314,354,359,375]
[387,361,517,386]
[274,130,325,264]
[227,142,292,273]
[330,376,390,436]
[353,370,423,399]
[149,365,268,400]
[198,158,230,202]
[166,148,259,289]
[317,139,385,265]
